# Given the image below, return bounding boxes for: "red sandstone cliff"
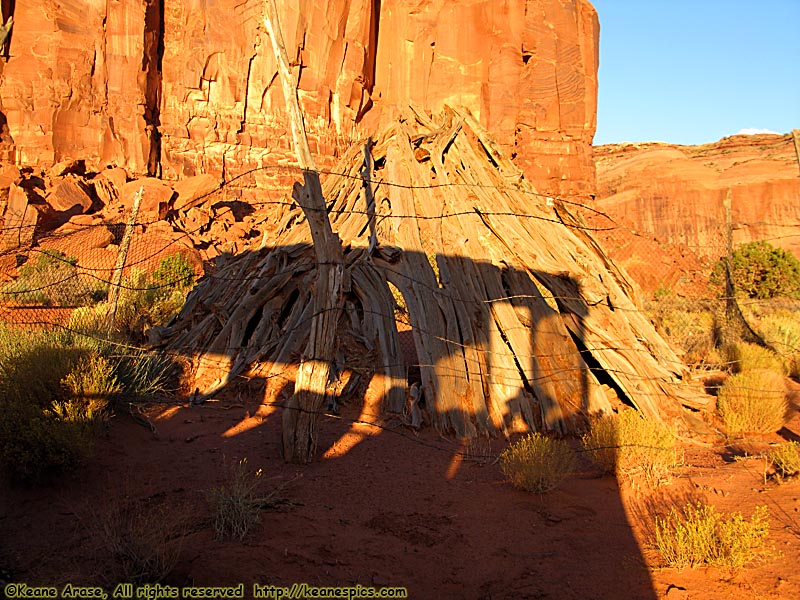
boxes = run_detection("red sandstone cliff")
[591,133,800,295]
[0,0,599,200]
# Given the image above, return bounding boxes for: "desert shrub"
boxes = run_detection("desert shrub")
[0,399,92,483]
[54,354,122,424]
[751,307,800,377]
[770,442,800,477]
[645,298,721,367]
[151,253,195,289]
[724,342,786,375]
[711,241,800,300]
[73,254,195,339]
[0,326,174,483]
[788,354,800,380]
[0,326,82,406]
[654,502,770,569]
[717,370,787,434]
[582,409,680,485]
[1,249,100,307]
[499,433,576,493]
[207,458,266,540]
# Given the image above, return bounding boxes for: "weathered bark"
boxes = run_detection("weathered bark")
[264,0,344,463]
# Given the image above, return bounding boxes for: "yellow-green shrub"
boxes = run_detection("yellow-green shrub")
[770,442,800,477]
[581,409,680,485]
[654,502,770,569]
[500,433,576,493]
[717,370,787,434]
[725,342,786,374]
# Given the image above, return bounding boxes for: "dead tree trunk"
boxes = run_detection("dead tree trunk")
[264,0,344,463]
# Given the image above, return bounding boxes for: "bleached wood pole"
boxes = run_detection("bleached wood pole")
[106,185,143,331]
[264,0,345,464]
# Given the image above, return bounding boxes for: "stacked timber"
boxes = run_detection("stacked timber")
[158,107,696,437]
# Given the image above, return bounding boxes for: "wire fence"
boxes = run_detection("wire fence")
[1,164,798,396]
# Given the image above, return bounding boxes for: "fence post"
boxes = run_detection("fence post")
[106,186,144,331]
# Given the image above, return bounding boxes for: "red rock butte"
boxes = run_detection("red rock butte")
[0,0,599,200]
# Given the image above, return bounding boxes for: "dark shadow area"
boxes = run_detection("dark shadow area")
[0,240,663,598]
[136,239,659,598]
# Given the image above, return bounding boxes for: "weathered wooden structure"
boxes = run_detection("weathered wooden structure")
[159,106,693,449]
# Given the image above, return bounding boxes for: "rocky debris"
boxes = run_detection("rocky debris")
[590,133,800,296]
[0,160,264,286]
[0,1,599,203]
[118,178,174,222]
[91,167,128,206]
[173,174,221,212]
[45,176,94,214]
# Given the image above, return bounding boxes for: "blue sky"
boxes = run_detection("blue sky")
[590,0,800,145]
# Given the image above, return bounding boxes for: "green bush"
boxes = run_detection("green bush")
[582,409,680,486]
[151,253,195,289]
[654,502,770,569]
[770,441,800,477]
[500,433,576,493]
[717,370,787,434]
[711,241,800,300]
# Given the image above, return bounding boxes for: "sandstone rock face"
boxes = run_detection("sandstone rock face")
[0,0,599,201]
[591,134,800,295]
[0,1,154,173]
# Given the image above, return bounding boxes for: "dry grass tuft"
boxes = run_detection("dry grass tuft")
[97,496,188,584]
[717,370,788,435]
[581,409,680,486]
[500,433,576,493]
[653,502,771,570]
[207,458,293,540]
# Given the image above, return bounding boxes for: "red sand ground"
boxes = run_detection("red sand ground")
[2,380,800,600]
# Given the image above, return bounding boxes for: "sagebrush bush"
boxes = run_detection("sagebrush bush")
[500,433,576,493]
[717,370,787,434]
[770,442,800,477]
[0,326,174,483]
[582,409,680,486]
[724,342,786,375]
[654,502,770,569]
